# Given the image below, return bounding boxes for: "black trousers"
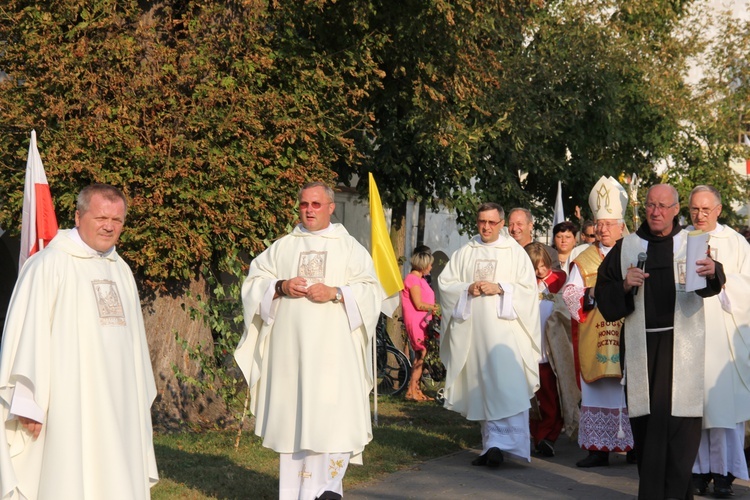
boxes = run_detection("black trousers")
[627,331,702,500]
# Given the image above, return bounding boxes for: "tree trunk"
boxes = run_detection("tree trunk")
[141,275,232,431]
[417,201,426,247]
[388,201,408,354]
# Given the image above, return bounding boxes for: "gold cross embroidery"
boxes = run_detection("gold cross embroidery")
[299,464,312,480]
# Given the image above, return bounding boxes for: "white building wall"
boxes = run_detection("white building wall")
[333,191,470,279]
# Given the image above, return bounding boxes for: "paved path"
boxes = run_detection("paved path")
[348,436,750,499]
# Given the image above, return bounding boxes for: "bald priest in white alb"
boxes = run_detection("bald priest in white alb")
[0,184,158,500]
[235,181,382,500]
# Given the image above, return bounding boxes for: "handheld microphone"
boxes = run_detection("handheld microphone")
[633,252,647,295]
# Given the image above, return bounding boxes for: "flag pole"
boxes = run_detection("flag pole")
[369,173,405,426]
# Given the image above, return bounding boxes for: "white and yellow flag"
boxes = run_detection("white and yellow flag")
[368,173,403,317]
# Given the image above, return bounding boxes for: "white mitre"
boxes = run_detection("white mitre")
[589,176,628,220]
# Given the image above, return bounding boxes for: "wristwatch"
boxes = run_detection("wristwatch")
[333,288,342,303]
[275,280,286,297]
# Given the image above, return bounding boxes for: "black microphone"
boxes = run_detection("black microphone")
[633,252,647,295]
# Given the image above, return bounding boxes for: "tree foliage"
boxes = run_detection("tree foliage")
[663,6,750,228]
[0,0,380,286]
[1,0,748,423]
[0,0,383,426]
[331,0,746,232]
[2,0,746,272]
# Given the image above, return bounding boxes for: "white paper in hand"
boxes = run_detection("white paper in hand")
[685,230,709,292]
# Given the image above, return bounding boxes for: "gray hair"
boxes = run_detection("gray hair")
[690,185,721,205]
[298,181,335,203]
[77,184,128,218]
[508,207,533,224]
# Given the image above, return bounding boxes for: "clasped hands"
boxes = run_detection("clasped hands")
[281,277,337,303]
[468,281,503,297]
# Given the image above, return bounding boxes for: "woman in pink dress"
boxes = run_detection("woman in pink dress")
[401,249,439,402]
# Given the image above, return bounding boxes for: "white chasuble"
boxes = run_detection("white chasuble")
[438,235,541,421]
[0,230,158,500]
[235,224,381,463]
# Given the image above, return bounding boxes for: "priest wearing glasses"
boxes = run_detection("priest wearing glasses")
[438,202,541,468]
[235,181,382,500]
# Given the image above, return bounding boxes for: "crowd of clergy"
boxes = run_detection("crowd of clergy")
[428,177,750,500]
[1,177,749,500]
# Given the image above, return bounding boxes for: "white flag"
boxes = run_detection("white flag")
[552,181,564,227]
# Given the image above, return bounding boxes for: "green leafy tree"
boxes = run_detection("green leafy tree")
[0,0,381,427]
[318,0,712,238]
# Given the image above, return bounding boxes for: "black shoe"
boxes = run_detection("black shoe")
[692,473,710,496]
[315,492,342,500]
[486,447,504,468]
[626,449,637,464]
[471,453,488,466]
[576,450,609,468]
[536,439,555,457]
[712,473,734,498]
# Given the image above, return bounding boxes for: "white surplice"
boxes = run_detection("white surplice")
[564,245,633,452]
[689,224,750,479]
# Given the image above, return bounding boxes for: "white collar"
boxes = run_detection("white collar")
[69,227,115,257]
[299,223,334,235]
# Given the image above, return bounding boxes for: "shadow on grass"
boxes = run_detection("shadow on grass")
[154,443,277,499]
[372,395,480,451]
[344,395,481,488]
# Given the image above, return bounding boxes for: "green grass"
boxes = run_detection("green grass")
[152,395,480,499]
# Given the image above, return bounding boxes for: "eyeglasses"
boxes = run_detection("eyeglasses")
[595,221,620,229]
[689,205,720,218]
[583,233,596,238]
[477,219,501,227]
[299,201,331,210]
[644,202,677,212]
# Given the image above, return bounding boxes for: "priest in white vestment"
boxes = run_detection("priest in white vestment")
[0,184,158,500]
[438,202,541,467]
[688,185,750,497]
[235,182,381,500]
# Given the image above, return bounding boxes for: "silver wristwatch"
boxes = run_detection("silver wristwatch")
[333,288,343,303]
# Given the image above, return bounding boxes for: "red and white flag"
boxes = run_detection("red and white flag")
[19,130,58,272]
